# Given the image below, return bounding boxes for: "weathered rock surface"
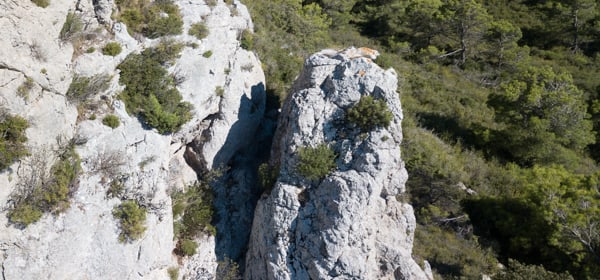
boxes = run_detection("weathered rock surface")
[0,0,264,279]
[245,51,430,279]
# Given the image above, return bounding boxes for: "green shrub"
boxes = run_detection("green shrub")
[120,9,144,34]
[206,0,217,7]
[188,22,209,40]
[215,86,224,97]
[117,0,183,38]
[66,74,111,103]
[296,144,336,180]
[86,47,96,53]
[167,267,179,280]
[106,180,125,199]
[216,258,241,280]
[113,200,147,242]
[180,184,215,234]
[203,50,213,58]
[7,203,43,227]
[117,41,192,134]
[102,42,122,56]
[178,239,198,256]
[171,180,216,256]
[240,29,253,50]
[8,144,80,227]
[16,77,35,100]
[258,163,278,192]
[59,12,83,41]
[145,10,183,38]
[495,259,574,280]
[172,199,185,218]
[413,225,498,279]
[31,0,49,8]
[102,114,120,129]
[346,96,393,132]
[0,113,29,171]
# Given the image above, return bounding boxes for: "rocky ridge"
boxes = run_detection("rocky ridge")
[0,0,263,279]
[0,0,431,279]
[245,51,431,280]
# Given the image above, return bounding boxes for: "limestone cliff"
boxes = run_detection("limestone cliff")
[245,51,431,279]
[0,0,431,279]
[0,0,263,279]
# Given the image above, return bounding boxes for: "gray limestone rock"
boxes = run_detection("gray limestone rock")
[92,0,113,25]
[245,51,431,280]
[0,0,264,279]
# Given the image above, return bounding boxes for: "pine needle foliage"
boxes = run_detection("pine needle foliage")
[296,144,336,180]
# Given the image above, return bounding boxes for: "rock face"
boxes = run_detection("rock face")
[245,51,429,279]
[0,0,264,279]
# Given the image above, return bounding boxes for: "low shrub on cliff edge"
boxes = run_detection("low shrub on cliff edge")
[296,144,336,180]
[171,181,215,237]
[102,42,122,56]
[66,74,112,103]
[171,178,216,256]
[346,95,393,132]
[117,40,192,134]
[0,112,29,171]
[116,0,183,38]
[8,144,81,227]
[31,0,49,8]
[240,29,254,50]
[176,239,198,256]
[258,163,279,193]
[102,114,120,129]
[59,12,83,41]
[189,22,209,40]
[16,77,35,100]
[113,200,147,242]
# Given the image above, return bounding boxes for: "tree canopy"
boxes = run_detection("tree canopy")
[243,0,600,277]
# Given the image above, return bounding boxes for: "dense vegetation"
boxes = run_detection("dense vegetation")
[8,143,80,227]
[171,180,215,256]
[102,114,120,129]
[59,12,82,41]
[66,74,112,103]
[117,40,192,134]
[115,0,183,38]
[346,95,393,132]
[0,112,29,171]
[296,144,337,180]
[16,77,35,101]
[113,199,147,242]
[102,42,122,56]
[31,0,49,8]
[243,0,600,278]
[188,22,209,40]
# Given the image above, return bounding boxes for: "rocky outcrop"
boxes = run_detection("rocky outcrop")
[245,51,430,279]
[92,0,113,25]
[0,0,264,279]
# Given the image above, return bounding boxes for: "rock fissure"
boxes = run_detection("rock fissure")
[0,76,19,89]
